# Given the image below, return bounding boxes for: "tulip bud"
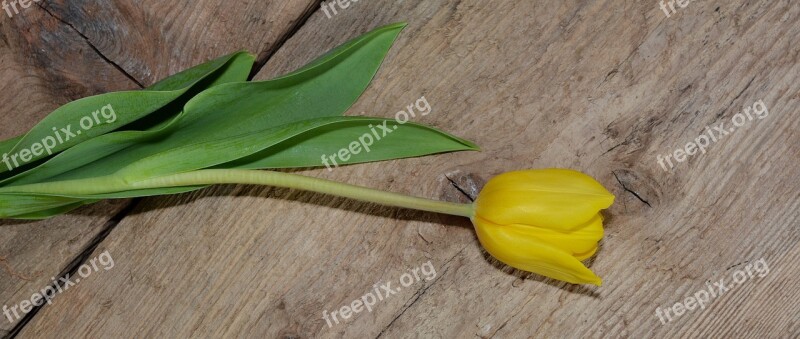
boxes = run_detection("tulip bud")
[472,169,614,285]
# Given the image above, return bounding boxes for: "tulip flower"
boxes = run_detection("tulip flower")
[472,169,615,285]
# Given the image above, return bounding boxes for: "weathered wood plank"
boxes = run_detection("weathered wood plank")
[254,1,800,337]
[40,0,319,85]
[2,0,317,336]
[17,0,800,338]
[0,6,138,336]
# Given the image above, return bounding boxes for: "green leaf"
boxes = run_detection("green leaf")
[1,112,185,186]
[118,117,476,182]
[0,116,476,209]
[0,186,205,218]
[222,120,479,169]
[0,51,255,176]
[10,200,98,220]
[4,22,407,184]
[0,136,21,155]
[0,23,480,220]
[0,193,82,217]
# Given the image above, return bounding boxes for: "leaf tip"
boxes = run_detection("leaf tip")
[386,22,408,30]
[461,139,481,151]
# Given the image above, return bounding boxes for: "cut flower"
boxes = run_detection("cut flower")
[471,169,615,285]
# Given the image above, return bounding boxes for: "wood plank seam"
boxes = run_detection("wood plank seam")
[5,201,138,338]
[251,0,322,79]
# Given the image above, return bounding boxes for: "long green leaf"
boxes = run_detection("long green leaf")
[11,200,98,220]
[0,23,480,219]
[0,117,476,206]
[5,23,407,184]
[1,112,185,186]
[222,120,479,169]
[0,51,254,176]
[0,194,82,217]
[118,117,475,181]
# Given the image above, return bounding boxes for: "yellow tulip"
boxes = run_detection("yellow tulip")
[471,169,614,285]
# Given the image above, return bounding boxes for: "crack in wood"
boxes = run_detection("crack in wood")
[712,75,756,121]
[5,200,140,339]
[612,171,651,208]
[602,139,630,156]
[250,0,322,79]
[374,247,466,339]
[34,2,145,88]
[445,175,475,202]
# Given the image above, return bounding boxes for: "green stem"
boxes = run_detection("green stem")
[1,169,476,218]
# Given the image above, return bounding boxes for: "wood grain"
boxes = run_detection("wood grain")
[11,0,800,338]
[40,0,319,85]
[0,6,138,336]
[0,0,317,336]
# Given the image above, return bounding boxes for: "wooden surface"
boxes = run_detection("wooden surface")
[2,0,799,338]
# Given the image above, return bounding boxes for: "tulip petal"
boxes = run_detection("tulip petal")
[473,217,602,285]
[574,246,598,261]
[504,214,604,257]
[476,169,614,231]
